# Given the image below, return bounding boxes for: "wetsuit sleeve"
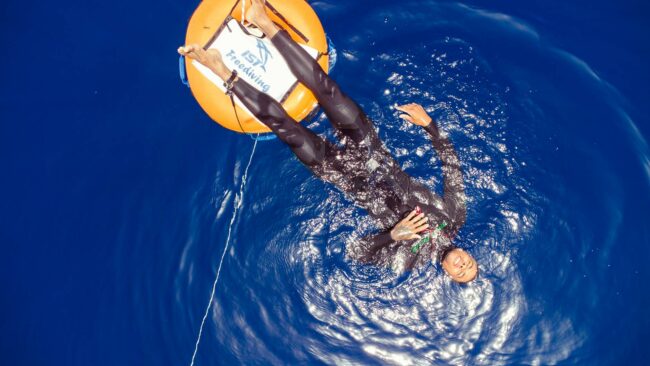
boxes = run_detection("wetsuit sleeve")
[351,231,395,264]
[423,123,467,232]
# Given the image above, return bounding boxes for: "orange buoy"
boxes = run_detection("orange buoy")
[183,0,329,134]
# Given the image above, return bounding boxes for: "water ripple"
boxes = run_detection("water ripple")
[163,1,648,364]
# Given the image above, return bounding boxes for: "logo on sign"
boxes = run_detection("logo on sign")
[240,39,272,72]
[225,39,273,92]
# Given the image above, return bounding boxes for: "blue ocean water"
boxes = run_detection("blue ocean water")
[1,0,649,365]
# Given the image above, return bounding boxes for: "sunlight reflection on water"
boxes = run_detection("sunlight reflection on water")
[170,1,648,364]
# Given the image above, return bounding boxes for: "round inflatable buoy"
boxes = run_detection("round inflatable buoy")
[183,0,329,134]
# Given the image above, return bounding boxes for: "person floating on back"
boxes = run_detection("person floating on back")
[178,0,478,283]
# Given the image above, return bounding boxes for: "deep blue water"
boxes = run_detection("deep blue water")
[2,0,649,365]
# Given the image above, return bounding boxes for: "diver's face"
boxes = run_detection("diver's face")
[441,248,477,283]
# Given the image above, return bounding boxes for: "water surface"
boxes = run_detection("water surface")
[1,0,649,365]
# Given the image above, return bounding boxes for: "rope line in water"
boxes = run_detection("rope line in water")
[189,139,258,366]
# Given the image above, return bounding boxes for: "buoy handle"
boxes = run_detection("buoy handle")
[179,55,190,87]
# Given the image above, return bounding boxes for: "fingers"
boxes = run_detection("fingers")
[395,105,413,115]
[399,114,414,123]
[396,104,428,126]
[410,212,425,222]
[396,103,422,113]
[396,103,416,110]
[414,223,430,233]
[403,212,428,227]
[405,209,418,221]
[412,214,428,227]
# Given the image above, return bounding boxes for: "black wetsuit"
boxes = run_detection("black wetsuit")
[230,30,466,272]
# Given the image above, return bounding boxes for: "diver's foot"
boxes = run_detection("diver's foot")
[245,0,279,37]
[245,0,269,28]
[178,45,222,69]
[178,45,230,79]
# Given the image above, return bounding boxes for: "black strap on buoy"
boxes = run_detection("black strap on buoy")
[265,2,309,43]
[227,0,309,43]
[224,71,247,134]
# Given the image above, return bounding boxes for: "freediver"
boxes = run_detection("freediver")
[178,0,478,283]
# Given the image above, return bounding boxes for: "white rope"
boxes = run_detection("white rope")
[241,0,246,25]
[189,139,259,366]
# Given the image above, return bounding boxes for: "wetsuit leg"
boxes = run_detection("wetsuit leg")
[271,30,372,144]
[230,77,333,167]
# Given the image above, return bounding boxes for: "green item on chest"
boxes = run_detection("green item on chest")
[410,221,448,254]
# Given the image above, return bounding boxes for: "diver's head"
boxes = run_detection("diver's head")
[441,248,478,283]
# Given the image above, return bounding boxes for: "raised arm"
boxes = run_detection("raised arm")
[396,104,467,231]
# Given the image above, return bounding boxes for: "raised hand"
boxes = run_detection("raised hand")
[390,209,430,241]
[395,103,433,127]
